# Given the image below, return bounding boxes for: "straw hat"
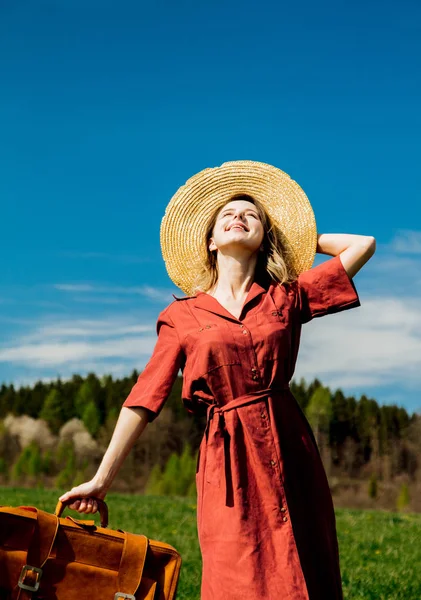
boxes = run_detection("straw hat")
[160,160,317,295]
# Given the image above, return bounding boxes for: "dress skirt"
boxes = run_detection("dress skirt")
[195,388,344,600]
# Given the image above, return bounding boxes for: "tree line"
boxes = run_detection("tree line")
[0,372,419,510]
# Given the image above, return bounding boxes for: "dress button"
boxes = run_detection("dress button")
[252,374,258,380]
[270,459,276,466]
[282,516,288,522]
[272,310,278,316]
[205,325,211,329]
[242,330,248,335]
[260,412,266,418]
[280,507,287,513]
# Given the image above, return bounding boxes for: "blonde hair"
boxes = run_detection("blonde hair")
[191,194,298,294]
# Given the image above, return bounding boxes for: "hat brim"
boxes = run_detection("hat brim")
[160,160,317,295]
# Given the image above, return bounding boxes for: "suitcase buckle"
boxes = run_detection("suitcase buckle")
[18,565,43,592]
[114,595,136,600]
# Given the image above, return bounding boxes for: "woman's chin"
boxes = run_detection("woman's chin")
[217,241,260,255]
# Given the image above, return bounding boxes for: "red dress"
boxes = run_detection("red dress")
[123,254,361,600]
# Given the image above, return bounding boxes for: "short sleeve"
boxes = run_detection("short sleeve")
[297,254,361,324]
[122,306,184,422]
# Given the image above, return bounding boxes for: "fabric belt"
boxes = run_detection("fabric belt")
[202,384,290,506]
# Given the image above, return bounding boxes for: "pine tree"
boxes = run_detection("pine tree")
[144,463,164,495]
[178,442,196,494]
[144,443,197,497]
[27,442,43,477]
[40,389,66,434]
[161,453,181,495]
[74,380,96,419]
[55,440,77,489]
[82,401,101,437]
[11,442,42,481]
[306,386,332,449]
[42,449,54,475]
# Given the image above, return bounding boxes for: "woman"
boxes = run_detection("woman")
[59,161,375,600]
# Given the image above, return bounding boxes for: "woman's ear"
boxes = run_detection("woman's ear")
[209,237,217,252]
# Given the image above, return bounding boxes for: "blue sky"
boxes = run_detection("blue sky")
[1,1,420,414]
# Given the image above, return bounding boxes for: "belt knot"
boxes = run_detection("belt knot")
[202,385,290,506]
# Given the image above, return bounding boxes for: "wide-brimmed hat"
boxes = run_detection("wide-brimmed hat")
[160,160,317,295]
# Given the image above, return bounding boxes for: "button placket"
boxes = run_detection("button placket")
[235,321,259,380]
[261,405,291,523]
[269,457,289,521]
[281,507,288,521]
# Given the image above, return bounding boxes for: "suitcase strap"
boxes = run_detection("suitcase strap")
[8,507,59,600]
[116,532,149,598]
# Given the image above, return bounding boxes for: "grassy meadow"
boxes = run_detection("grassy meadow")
[1,487,420,599]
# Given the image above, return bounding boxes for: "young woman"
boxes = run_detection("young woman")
[59,161,375,599]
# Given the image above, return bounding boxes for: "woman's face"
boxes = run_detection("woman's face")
[208,200,264,255]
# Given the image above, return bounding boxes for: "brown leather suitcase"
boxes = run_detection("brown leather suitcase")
[0,499,182,600]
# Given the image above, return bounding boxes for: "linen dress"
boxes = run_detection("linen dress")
[123,254,361,600]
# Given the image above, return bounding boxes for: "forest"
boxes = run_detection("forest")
[0,372,419,512]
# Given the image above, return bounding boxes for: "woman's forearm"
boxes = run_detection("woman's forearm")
[93,406,150,491]
[317,233,376,278]
[316,233,375,256]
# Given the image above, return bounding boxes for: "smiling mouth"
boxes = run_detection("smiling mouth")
[227,224,248,231]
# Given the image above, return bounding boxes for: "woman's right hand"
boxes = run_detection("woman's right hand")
[58,479,108,515]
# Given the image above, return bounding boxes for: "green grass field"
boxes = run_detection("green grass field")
[1,487,420,599]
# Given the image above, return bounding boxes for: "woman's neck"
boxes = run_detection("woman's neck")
[209,252,258,299]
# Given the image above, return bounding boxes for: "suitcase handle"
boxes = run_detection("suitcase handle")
[54,498,109,528]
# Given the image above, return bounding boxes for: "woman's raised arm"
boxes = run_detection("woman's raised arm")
[316,232,376,279]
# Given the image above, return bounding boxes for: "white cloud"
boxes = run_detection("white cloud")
[53,283,175,303]
[357,240,421,296]
[0,317,157,367]
[20,319,155,342]
[137,285,176,302]
[71,296,132,305]
[296,295,421,395]
[369,255,421,272]
[389,229,421,254]
[54,284,95,292]
[0,338,156,366]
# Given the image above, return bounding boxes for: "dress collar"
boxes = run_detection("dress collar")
[194,280,268,322]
